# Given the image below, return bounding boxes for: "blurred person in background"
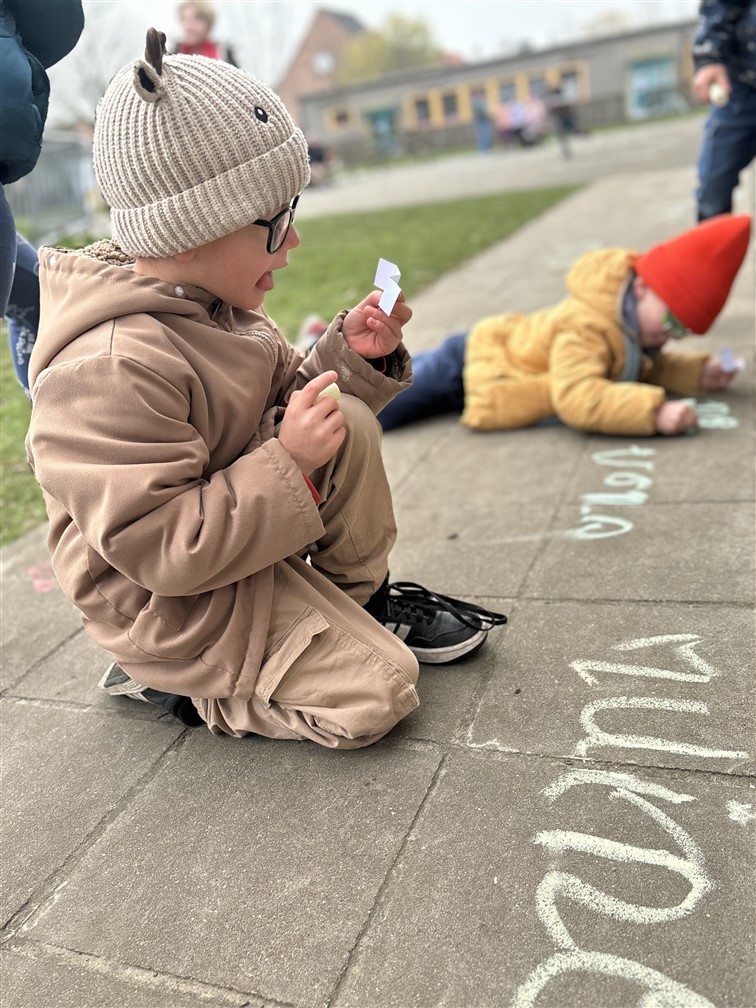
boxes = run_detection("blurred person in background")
[692,0,756,220]
[174,0,237,65]
[1,0,84,393]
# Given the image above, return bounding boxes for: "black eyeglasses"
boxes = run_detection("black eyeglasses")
[253,194,300,253]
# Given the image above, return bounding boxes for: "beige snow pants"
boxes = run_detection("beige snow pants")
[194,396,420,748]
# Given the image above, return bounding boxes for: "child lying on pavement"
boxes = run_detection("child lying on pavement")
[378,214,751,437]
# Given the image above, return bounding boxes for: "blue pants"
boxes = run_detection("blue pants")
[1,186,40,398]
[696,79,756,220]
[379,334,467,431]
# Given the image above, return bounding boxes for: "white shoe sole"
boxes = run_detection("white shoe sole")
[409,628,488,664]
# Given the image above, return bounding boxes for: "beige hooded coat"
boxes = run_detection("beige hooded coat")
[26,242,413,704]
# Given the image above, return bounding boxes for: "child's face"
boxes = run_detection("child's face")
[183,208,300,310]
[633,276,691,350]
[180,7,211,46]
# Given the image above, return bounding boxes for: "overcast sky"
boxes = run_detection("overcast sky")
[48,0,700,124]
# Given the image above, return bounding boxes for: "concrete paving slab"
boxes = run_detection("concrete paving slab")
[392,423,587,508]
[380,415,454,494]
[563,425,755,507]
[24,734,442,1006]
[468,600,754,776]
[395,610,514,746]
[0,527,81,691]
[331,749,756,1008]
[1,941,258,1008]
[389,502,557,598]
[523,502,755,604]
[1,703,184,925]
[7,629,161,721]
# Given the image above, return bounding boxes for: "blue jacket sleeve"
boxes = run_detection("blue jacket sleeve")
[692,0,749,69]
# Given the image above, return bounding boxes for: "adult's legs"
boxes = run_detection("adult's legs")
[695,80,756,221]
[0,186,17,317]
[5,234,40,397]
[378,333,467,431]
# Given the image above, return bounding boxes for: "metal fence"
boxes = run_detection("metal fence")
[4,132,104,247]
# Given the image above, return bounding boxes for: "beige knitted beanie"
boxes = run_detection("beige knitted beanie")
[93,29,310,258]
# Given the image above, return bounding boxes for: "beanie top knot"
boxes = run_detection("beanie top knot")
[634,214,752,334]
[93,28,311,258]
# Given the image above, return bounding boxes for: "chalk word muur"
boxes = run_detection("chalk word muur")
[511,633,750,1008]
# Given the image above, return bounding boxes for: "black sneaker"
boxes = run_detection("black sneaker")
[99,662,204,727]
[365,580,507,664]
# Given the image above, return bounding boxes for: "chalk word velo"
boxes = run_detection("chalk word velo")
[568,445,655,541]
[511,633,750,1008]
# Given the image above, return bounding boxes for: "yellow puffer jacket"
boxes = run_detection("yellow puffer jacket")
[462,249,709,435]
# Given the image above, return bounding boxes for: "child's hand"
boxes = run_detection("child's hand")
[655,401,698,436]
[701,357,738,391]
[279,371,345,475]
[342,290,412,359]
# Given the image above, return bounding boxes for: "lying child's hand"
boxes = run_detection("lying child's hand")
[655,400,698,436]
[701,357,739,392]
[279,371,345,475]
[342,290,412,360]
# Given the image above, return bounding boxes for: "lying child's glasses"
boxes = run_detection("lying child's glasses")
[253,194,300,254]
[661,309,690,339]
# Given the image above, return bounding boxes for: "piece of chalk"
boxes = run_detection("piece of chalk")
[316,382,341,402]
[720,347,745,373]
[709,82,729,107]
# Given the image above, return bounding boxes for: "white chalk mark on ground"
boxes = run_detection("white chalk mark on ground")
[512,769,715,1008]
[574,696,749,761]
[726,800,755,825]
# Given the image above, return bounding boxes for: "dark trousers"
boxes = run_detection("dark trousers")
[696,79,756,220]
[1,186,40,398]
[378,333,467,431]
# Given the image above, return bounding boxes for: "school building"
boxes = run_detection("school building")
[297,18,698,162]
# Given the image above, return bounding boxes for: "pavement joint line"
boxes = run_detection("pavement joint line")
[2,728,194,941]
[515,595,756,607]
[0,694,163,723]
[433,738,755,784]
[0,625,83,697]
[1,937,266,1007]
[324,751,449,1008]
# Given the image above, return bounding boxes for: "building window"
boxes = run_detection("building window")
[529,76,547,98]
[442,92,458,120]
[415,97,430,125]
[333,108,350,128]
[499,81,516,104]
[560,71,579,100]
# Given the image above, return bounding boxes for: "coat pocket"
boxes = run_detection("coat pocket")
[255,606,329,708]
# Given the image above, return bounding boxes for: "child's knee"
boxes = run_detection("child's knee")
[338,394,382,451]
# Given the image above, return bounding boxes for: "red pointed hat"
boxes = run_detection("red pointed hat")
[635,214,752,333]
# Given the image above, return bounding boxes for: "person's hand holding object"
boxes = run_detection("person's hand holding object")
[279,371,345,474]
[342,289,412,359]
[655,400,699,435]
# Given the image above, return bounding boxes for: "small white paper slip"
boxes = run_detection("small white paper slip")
[374,257,402,315]
[720,347,746,373]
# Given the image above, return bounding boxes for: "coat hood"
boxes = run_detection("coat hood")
[29,240,221,389]
[564,248,638,319]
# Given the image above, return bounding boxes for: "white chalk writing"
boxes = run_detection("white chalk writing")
[512,633,749,1007]
[569,445,655,541]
